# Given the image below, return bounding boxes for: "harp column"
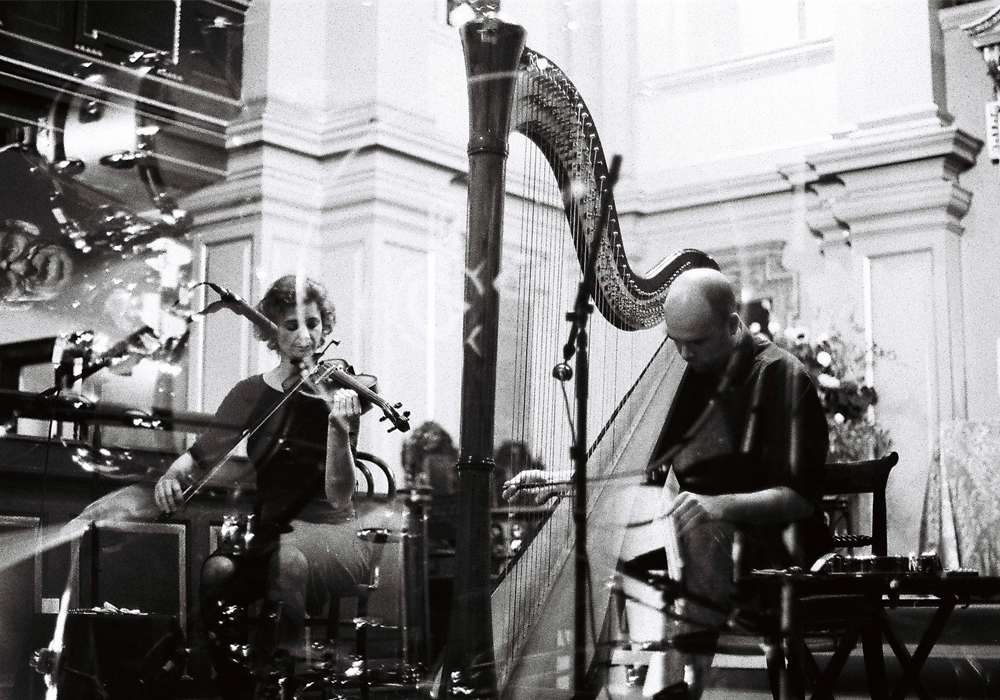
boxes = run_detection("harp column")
[441,19,524,699]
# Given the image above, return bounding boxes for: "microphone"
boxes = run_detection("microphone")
[203,282,279,341]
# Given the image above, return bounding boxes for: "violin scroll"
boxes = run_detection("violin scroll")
[299,358,411,433]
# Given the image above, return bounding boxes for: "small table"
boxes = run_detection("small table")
[743,570,1000,700]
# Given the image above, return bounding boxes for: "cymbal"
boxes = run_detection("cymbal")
[0,388,238,431]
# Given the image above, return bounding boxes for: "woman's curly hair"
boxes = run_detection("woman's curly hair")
[254,275,336,347]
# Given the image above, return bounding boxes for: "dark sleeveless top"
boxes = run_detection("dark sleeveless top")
[189,375,358,526]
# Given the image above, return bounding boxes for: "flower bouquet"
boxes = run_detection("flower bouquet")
[761,324,891,462]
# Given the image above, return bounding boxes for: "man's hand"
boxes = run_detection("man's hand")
[154,460,196,514]
[327,388,361,436]
[663,491,728,539]
[501,469,550,503]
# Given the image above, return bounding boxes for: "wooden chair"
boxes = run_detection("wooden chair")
[756,451,899,700]
[606,453,900,700]
[823,451,897,556]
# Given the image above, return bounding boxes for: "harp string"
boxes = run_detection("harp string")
[495,71,666,677]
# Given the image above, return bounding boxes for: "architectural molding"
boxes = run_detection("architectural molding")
[807,163,975,250]
[940,1,1000,32]
[227,98,467,173]
[806,121,982,177]
[961,2,1000,54]
[631,167,796,215]
[629,123,979,220]
[961,3,1000,162]
[710,240,799,323]
[187,141,462,231]
[638,38,834,96]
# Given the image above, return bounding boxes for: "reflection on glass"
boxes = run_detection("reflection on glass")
[0,145,192,310]
[0,219,73,302]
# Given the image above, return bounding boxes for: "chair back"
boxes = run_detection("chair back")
[822,451,897,556]
[353,451,397,592]
[354,451,397,501]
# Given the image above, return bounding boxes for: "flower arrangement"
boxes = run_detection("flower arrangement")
[756,324,892,462]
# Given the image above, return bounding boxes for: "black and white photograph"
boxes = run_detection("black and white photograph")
[1,1,999,699]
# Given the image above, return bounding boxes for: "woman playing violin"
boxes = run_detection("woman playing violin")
[154,275,373,699]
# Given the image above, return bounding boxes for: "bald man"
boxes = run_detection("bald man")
[502,268,831,699]
[643,268,831,698]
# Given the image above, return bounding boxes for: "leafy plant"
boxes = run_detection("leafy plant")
[759,324,892,462]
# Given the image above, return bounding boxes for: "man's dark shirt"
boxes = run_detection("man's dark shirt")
[651,331,834,567]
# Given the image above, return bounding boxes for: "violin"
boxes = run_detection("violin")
[291,358,411,433]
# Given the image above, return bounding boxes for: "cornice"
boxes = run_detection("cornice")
[226,99,468,173]
[806,120,983,177]
[940,1,1000,32]
[958,2,1000,47]
[638,38,834,96]
[809,175,974,250]
[181,173,262,227]
[185,143,463,230]
[630,168,796,215]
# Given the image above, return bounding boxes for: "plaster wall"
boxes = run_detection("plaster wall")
[941,1,1000,423]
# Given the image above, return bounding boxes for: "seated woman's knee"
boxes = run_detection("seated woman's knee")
[270,545,309,588]
[201,555,238,598]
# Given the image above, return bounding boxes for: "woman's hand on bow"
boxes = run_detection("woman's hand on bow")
[154,453,198,514]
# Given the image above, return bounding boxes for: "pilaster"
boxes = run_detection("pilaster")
[802,130,981,554]
[183,0,470,465]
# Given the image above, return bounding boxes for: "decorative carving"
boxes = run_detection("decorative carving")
[962,3,1000,88]
[711,240,798,326]
[962,4,1000,161]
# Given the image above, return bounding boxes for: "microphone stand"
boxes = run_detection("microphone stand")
[553,155,621,699]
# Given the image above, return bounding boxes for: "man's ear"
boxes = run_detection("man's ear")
[728,311,740,337]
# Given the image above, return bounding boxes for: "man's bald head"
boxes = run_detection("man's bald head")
[665,268,737,324]
[663,268,740,373]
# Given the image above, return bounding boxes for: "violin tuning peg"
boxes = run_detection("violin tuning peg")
[378,415,387,422]
[403,411,411,418]
[387,426,397,433]
[393,402,402,409]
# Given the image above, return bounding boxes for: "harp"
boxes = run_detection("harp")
[441,18,718,699]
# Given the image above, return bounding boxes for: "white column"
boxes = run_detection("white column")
[185,0,470,468]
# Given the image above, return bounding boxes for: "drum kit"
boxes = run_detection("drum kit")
[32,51,194,234]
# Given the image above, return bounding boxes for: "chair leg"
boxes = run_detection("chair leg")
[325,596,341,645]
[357,593,370,700]
[861,622,887,700]
[764,642,783,700]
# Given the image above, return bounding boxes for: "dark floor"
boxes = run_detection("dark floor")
[23,604,1000,699]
